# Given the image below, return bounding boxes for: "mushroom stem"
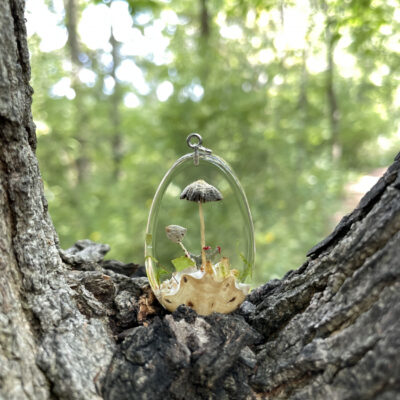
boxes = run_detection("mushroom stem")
[178,241,193,261]
[198,201,206,268]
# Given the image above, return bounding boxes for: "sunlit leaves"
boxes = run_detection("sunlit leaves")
[29,0,400,286]
[171,256,195,272]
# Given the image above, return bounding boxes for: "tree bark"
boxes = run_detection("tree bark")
[0,1,114,399]
[102,157,400,399]
[1,1,400,399]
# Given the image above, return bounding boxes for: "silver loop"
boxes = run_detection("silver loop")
[186,133,212,166]
[187,133,202,149]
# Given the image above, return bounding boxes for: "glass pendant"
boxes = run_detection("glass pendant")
[145,133,255,315]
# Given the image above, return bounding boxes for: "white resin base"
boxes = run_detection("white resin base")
[157,268,250,315]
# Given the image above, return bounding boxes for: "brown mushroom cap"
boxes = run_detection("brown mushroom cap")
[180,179,223,203]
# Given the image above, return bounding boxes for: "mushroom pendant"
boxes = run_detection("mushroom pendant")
[145,134,255,315]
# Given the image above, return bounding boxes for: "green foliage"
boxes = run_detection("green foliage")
[155,266,170,285]
[171,256,195,272]
[29,0,400,286]
[239,252,252,282]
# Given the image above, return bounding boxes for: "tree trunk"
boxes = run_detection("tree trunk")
[1,1,400,399]
[0,1,114,399]
[64,0,90,184]
[322,1,341,161]
[109,30,123,180]
[102,157,400,399]
[199,0,210,38]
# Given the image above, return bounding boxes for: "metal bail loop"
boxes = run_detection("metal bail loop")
[186,133,212,165]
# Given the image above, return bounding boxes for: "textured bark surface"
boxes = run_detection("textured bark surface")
[0,2,115,399]
[102,157,400,400]
[1,1,400,399]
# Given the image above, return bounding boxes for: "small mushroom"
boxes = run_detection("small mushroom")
[165,225,192,260]
[180,179,223,203]
[165,224,187,243]
[180,180,223,268]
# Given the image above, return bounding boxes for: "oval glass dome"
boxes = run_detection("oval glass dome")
[145,135,255,315]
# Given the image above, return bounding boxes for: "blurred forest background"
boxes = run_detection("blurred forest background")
[26,0,400,284]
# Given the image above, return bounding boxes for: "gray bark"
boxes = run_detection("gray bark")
[102,158,400,400]
[0,1,114,399]
[1,1,400,399]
